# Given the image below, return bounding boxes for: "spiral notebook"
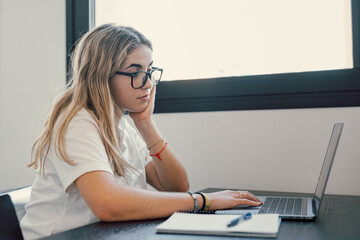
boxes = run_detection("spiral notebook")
[156,212,281,238]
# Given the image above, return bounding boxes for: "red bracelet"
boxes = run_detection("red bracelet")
[149,142,168,160]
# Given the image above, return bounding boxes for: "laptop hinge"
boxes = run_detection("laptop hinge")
[312,198,318,216]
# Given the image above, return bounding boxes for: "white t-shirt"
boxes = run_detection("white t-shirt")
[20,109,152,240]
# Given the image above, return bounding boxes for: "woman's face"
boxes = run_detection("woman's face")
[109,44,153,113]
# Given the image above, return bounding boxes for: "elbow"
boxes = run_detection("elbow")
[161,180,189,192]
[174,180,190,192]
[91,196,119,222]
[96,212,112,222]
[93,204,116,222]
[95,205,129,222]
[92,197,138,222]
[181,180,190,192]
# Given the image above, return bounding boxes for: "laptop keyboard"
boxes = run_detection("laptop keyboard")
[258,197,308,215]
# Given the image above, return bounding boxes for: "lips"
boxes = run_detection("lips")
[138,94,150,101]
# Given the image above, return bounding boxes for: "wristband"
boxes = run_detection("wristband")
[149,142,167,160]
[194,192,206,211]
[203,193,211,211]
[187,191,198,212]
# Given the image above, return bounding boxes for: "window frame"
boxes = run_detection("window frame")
[66,0,360,113]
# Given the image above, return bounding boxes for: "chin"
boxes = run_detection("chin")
[127,104,148,113]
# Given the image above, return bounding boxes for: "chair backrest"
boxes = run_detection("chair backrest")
[0,194,24,240]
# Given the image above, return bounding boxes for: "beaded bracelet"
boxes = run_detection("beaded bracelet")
[187,191,198,212]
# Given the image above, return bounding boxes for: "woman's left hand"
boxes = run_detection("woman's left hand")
[129,86,156,124]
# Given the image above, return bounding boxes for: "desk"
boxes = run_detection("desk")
[41,188,360,240]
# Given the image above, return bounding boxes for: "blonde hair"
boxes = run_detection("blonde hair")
[29,24,152,178]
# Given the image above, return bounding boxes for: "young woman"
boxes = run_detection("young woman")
[20,24,262,239]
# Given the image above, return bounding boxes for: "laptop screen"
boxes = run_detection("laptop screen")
[314,123,343,202]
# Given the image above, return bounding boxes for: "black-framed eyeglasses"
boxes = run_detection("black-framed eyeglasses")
[115,67,163,89]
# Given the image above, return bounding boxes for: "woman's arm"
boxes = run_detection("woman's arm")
[75,170,262,222]
[138,119,189,192]
[129,87,189,192]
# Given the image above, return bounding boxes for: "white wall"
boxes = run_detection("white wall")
[0,0,65,190]
[1,0,359,196]
[152,108,360,196]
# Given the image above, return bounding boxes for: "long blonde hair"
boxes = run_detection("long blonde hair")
[29,24,153,178]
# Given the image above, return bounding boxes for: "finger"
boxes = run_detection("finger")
[150,86,156,99]
[235,191,247,200]
[239,191,262,203]
[245,192,262,203]
[237,199,262,207]
[148,86,156,107]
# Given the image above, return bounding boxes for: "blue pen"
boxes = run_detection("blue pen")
[227,212,252,227]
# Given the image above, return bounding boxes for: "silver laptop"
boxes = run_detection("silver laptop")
[218,122,344,220]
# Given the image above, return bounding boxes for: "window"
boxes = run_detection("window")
[66,0,360,113]
[96,0,353,80]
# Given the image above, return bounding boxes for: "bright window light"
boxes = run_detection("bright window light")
[96,0,353,81]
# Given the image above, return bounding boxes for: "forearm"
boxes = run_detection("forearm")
[97,185,201,221]
[76,172,262,223]
[134,119,189,192]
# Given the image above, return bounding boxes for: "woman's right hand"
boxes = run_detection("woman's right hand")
[207,190,263,210]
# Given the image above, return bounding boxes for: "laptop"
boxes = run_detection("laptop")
[218,122,344,220]
[0,194,24,239]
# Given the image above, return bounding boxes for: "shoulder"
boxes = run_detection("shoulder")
[65,109,99,134]
[54,108,103,146]
[69,109,98,127]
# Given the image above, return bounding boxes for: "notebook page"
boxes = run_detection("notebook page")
[157,213,279,236]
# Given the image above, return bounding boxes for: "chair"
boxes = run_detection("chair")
[0,194,24,240]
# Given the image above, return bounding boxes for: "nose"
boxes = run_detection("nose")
[143,74,153,89]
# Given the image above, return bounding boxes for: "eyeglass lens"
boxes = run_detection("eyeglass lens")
[132,70,161,88]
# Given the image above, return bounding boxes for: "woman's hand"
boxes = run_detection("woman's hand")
[208,190,262,210]
[129,86,156,124]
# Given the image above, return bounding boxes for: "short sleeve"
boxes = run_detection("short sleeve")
[52,110,113,193]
